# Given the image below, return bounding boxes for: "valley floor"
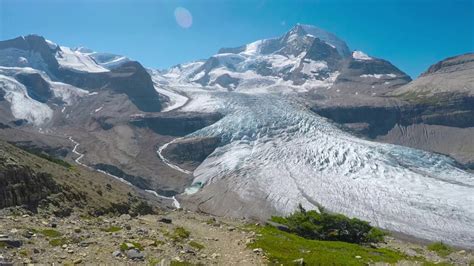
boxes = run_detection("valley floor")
[0,209,472,265]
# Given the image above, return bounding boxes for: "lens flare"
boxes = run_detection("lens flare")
[174,7,193,29]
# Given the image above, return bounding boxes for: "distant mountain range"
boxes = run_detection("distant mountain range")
[0,25,473,248]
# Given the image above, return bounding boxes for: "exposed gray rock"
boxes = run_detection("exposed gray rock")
[130,112,222,137]
[125,248,144,260]
[14,73,52,103]
[0,236,22,248]
[161,137,220,169]
[158,217,172,224]
[0,163,59,210]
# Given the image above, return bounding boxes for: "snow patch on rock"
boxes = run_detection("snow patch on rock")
[353,50,372,61]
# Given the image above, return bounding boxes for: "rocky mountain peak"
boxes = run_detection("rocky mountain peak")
[283,24,351,57]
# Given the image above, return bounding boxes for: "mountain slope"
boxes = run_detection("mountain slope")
[0,140,162,215]
[392,53,474,98]
[315,53,474,167]
[0,34,163,128]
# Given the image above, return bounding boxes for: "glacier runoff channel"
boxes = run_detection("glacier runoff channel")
[182,91,474,248]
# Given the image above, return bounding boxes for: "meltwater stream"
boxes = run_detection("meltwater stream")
[67,137,181,209]
[180,91,474,248]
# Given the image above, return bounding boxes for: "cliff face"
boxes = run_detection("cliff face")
[162,137,220,169]
[0,162,59,209]
[131,112,222,137]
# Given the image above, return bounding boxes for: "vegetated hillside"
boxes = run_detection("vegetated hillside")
[0,140,160,216]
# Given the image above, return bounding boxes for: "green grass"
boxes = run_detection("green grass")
[49,238,68,247]
[171,227,190,242]
[427,242,453,257]
[101,226,122,233]
[40,229,62,238]
[249,226,421,265]
[189,241,205,250]
[120,241,144,251]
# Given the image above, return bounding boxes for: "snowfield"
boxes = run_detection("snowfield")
[0,67,90,125]
[0,74,53,125]
[170,89,474,248]
[56,46,110,73]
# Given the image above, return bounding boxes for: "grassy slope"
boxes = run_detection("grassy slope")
[249,226,429,265]
[0,140,151,214]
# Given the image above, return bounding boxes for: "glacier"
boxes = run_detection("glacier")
[171,89,474,248]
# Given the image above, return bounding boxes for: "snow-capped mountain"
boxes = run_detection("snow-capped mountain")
[161,24,411,101]
[0,35,162,126]
[0,27,473,249]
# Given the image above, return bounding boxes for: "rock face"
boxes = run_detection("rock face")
[0,163,59,209]
[161,137,220,169]
[14,72,52,103]
[131,112,222,137]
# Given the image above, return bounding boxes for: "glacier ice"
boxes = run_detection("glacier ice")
[177,90,474,248]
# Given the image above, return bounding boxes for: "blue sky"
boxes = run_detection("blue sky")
[0,0,472,77]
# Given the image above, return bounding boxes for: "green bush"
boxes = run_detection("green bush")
[427,242,453,257]
[40,229,62,238]
[172,227,190,241]
[271,204,384,244]
[189,240,205,250]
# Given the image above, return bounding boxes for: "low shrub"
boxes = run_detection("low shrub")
[49,238,68,246]
[427,242,453,257]
[271,204,385,244]
[189,240,205,250]
[101,226,122,233]
[40,229,62,238]
[172,227,190,241]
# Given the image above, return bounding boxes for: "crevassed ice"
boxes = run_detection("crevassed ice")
[182,91,474,248]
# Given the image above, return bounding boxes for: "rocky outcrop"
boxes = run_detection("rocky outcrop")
[131,112,222,137]
[0,163,59,209]
[15,72,52,103]
[161,137,220,168]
